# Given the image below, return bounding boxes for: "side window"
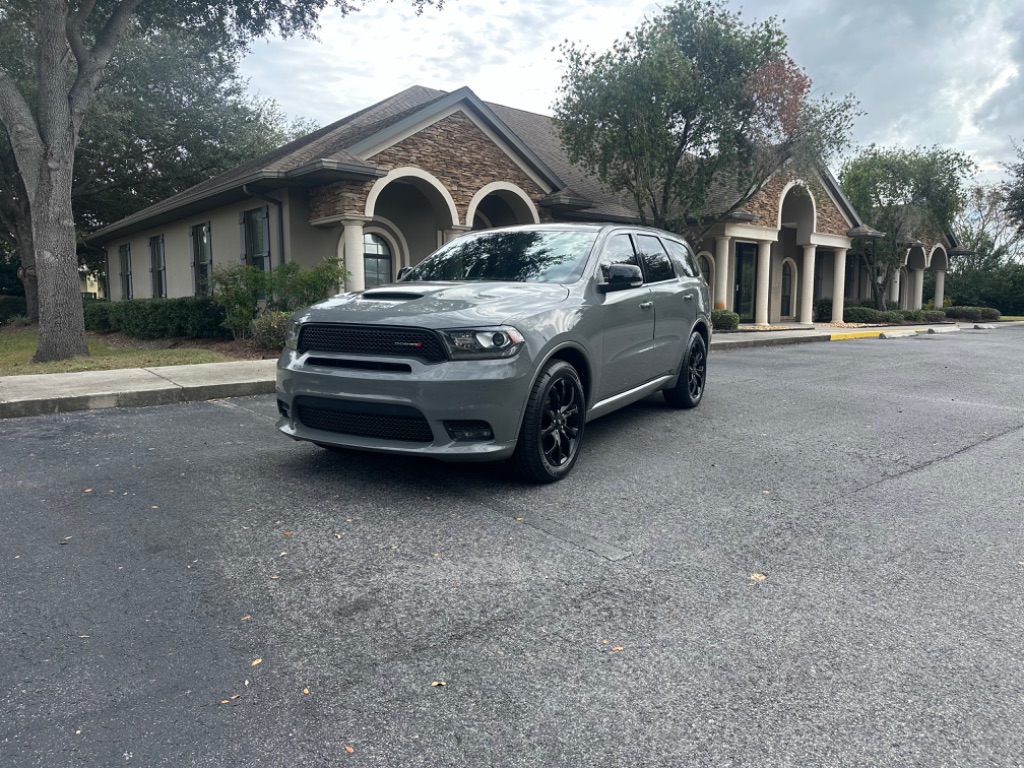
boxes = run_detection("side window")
[597,233,639,282]
[635,235,675,282]
[665,239,697,279]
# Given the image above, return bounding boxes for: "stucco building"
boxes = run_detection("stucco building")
[88,85,953,323]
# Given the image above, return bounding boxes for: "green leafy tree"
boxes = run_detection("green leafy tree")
[1,25,319,322]
[553,0,857,240]
[840,145,975,309]
[0,0,441,363]
[1003,141,1024,242]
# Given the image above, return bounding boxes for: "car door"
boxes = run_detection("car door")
[636,234,698,376]
[594,232,655,400]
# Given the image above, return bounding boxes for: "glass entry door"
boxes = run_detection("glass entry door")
[734,243,757,322]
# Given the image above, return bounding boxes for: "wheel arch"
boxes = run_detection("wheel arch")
[540,343,593,407]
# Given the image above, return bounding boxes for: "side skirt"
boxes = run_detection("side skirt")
[586,375,673,423]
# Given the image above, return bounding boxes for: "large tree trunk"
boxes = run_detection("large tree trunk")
[31,147,88,361]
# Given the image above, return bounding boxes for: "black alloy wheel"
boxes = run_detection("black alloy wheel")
[513,359,586,483]
[664,331,707,409]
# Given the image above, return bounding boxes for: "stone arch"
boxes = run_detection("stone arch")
[928,245,949,272]
[466,182,540,229]
[778,181,818,244]
[364,167,458,229]
[906,244,927,271]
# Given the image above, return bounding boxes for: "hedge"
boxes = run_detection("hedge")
[944,305,1000,322]
[83,297,229,339]
[710,309,740,331]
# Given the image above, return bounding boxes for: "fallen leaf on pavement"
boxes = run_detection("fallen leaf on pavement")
[303,688,310,695]
[344,746,355,754]
[251,658,262,667]
[431,681,447,687]
[282,531,293,537]
[241,615,252,621]
[612,646,624,652]
[750,573,767,583]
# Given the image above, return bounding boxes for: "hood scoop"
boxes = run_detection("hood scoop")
[360,290,423,301]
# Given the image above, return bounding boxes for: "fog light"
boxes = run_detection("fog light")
[444,420,494,442]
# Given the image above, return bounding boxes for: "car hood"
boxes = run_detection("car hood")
[296,282,572,329]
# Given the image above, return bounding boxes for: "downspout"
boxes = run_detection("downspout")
[243,185,286,266]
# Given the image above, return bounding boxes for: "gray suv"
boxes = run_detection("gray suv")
[276,223,710,482]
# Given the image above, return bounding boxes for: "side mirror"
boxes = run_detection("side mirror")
[598,263,643,293]
[396,266,413,281]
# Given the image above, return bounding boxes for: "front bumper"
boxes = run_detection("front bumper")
[275,349,534,461]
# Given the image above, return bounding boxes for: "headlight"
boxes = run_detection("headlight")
[440,326,525,360]
[284,317,302,350]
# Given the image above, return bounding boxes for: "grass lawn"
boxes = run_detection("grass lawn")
[0,328,240,376]
[1001,316,1024,321]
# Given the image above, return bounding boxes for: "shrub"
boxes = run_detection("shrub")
[980,307,1001,321]
[5,313,30,327]
[923,310,946,323]
[251,311,292,350]
[882,310,904,323]
[843,306,887,324]
[83,297,228,339]
[711,309,739,331]
[944,305,983,322]
[268,258,347,311]
[0,295,27,324]
[211,265,268,339]
[813,298,832,322]
[900,309,926,323]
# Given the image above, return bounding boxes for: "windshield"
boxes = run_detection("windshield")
[400,230,598,283]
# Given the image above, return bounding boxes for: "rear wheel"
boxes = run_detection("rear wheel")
[512,360,586,483]
[663,331,707,409]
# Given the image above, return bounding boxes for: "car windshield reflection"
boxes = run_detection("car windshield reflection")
[400,230,598,283]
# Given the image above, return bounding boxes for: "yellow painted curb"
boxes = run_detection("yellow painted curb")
[829,329,929,341]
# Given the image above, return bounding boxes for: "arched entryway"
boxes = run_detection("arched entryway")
[777,183,817,323]
[466,182,540,230]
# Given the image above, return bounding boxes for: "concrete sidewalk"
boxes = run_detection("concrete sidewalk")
[0,322,1009,419]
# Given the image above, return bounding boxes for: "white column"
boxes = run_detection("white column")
[799,244,816,324]
[714,236,731,310]
[912,268,925,310]
[890,271,901,306]
[933,270,946,309]
[754,239,772,325]
[341,216,370,292]
[831,248,847,323]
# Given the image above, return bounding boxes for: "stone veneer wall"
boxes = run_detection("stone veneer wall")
[744,173,850,237]
[309,111,549,224]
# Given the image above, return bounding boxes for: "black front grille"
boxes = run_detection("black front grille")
[295,397,433,443]
[298,324,446,362]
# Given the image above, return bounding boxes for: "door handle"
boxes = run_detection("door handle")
[639,301,653,310]
[683,294,694,301]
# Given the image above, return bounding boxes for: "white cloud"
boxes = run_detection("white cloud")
[239,0,1024,181]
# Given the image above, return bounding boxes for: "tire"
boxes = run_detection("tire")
[663,331,707,409]
[512,360,586,483]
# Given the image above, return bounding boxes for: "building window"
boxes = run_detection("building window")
[363,233,393,287]
[191,222,213,296]
[699,255,712,282]
[118,243,133,300]
[781,261,793,316]
[240,206,271,272]
[149,235,166,298]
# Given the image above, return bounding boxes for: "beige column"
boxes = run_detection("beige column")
[341,216,370,292]
[714,236,731,310]
[911,268,925,310]
[933,270,946,309]
[890,271,901,306]
[443,225,472,244]
[831,248,847,323]
[754,240,772,325]
[799,244,816,324]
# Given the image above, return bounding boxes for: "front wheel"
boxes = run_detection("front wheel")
[512,360,586,483]
[663,331,707,409]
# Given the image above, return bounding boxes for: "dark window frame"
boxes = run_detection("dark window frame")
[240,206,271,273]
[190,222,213,296]
[118,243,133,300]
[635,234,676,283]
[149,235,166,299]
[363,232,393,288]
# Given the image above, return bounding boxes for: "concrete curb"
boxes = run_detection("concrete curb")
[0,360,276,420]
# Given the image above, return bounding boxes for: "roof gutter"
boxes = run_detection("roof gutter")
[243,185,286,266]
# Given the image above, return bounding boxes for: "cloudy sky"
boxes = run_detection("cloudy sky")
[239,0,1024,180]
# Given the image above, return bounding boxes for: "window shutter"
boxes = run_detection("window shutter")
[239,211,247,264]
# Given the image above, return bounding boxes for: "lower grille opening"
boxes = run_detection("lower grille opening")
[295,396,433,443]
[306,357,412,373]
[444,420,494,442]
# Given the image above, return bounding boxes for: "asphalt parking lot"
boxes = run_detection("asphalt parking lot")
[2,326,1023,767]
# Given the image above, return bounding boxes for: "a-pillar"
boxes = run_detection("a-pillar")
[799,244,816,324]
[911,268,925,310]
[831,248,847,323]
[933,270,945,309]
[714,236,731,310]
[754,240,772,325]
[341,215,371,292]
